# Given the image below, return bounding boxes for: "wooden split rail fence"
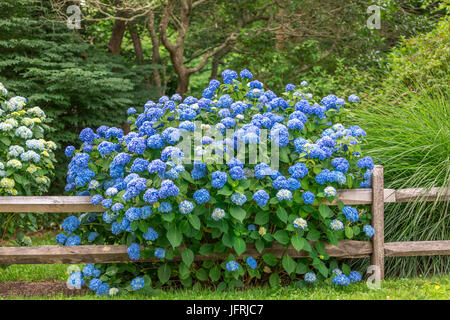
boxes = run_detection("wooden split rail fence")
[0,165,449,279]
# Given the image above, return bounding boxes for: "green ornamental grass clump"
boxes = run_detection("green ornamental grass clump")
[350,81,449,277]
[59,70,376,296]
[348,18,449,277]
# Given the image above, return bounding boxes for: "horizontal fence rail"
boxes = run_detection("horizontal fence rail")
[0,188,448,213]
[0,165,449,280]
[0,241,373,264]
[2,240,450,265]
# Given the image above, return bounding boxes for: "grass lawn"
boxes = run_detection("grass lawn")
[1,232,449,300]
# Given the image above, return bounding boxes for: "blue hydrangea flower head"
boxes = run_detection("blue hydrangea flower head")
[102,211,116,224]
[332,268,343,275]
[240,69,253,79]
[304,272,316,283]
[65,146,75,158]
[285,84,295,92]
[62,216,80,234]
[143,227,159,241]
[88,232,98,242]
[272,176,288,190]
[302,191,315,205]
[246,257,257,269]
[357,156,374,170]
[127,107,137,115]
[249,80,263,89]
[349,271,362,283]
[289,163,308,179]
[179,200,194,214]
[143,188,159,204]
[332,274,350,286]
[360,179,371,188]
[229,166,246,181]
[96,283,110,296]
[125,207,142,221]
[212,208,226,221]
[111,202,124,213]
[324,186,337,197]
[82,264,97,278]
[226,260,240,272]
[363,225,375,238]
[222,69,238,84]
[55,233,67,245]
[131,158,149,173]
[286,177,300,191]
[105,127,122,139]
[253,190,269,207]
[89,278,102,291]
[90,194,102,205]
[111,222,121,235]
[79,127,96,144]
[231,193,247,206]
[171,93,182,102]
[293,217,308,229]
[330,219,344,231]
[130,277,145,290]
[101,198,113,208]
[65,235,81,246]
[211,171,228,189]
[342,206,359,222]
[193,189,210,204]
[147,134,165,149]
[127,243,140,260]
[348,94,360,103]
[158,179,180,199]
[158,201,172,213]
[140,206,152,219]
[276,189,292,201]
[155,247,165,259]
[331,157,349,173]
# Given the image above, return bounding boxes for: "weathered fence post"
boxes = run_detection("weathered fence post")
[371,165,385,279]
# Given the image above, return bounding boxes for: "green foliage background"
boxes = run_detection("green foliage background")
[0,0,153,191]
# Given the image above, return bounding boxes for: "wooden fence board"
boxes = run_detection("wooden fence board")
[0,187,448,213]
[384,241,450,257]
[3,240,450,264]
[394,187,450,203]
[0,196,103,213]
[371,165,385,279]
[0,240,372,264]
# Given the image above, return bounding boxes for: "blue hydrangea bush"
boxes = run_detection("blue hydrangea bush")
[59,70,376,296]
[0,83,56,196]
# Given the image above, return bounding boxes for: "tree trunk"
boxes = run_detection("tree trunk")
[210,55,220,81]
[108,19,126,54]
[176,71,190,95]
[108,3,127,55]
[129,24,144,64]
[147,10,163,93]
